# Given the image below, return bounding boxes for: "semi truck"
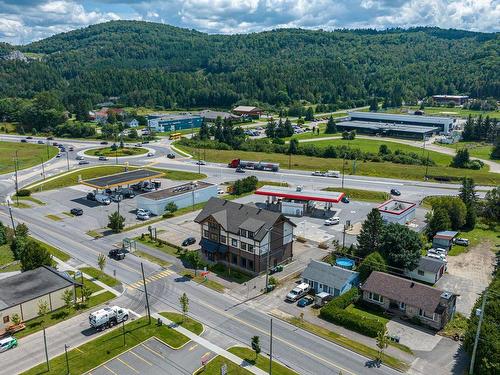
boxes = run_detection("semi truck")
[228,158,279,172]
[89,306,129,331]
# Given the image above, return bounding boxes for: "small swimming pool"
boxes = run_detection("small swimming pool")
[336,257,355,270]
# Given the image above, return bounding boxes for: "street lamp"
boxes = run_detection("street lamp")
[64,344,70,374]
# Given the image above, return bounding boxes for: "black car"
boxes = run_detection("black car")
[341,196,350,203]
[26,136,33,139]
[182,237,196,246]
[86,192,96,201]
[20,139,27,143]
[390,189,401,196]
[118,188,135,198]
[70,208,83,216]
[100,141,108,145]
[235,167,245,173]
[167,153,175,159]
[108,248,126,260]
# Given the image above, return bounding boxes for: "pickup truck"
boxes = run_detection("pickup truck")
[285,283,311,302]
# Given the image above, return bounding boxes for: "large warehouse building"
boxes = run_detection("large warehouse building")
[136,181,217,216]
[147,114,203,132]
[339,111,456,138]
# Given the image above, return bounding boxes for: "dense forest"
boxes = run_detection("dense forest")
[0,21,498,111]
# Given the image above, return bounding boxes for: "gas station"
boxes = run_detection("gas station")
[255,185,345,217]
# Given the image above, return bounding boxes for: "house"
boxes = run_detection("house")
[194,198,295,275]
[405,257,446,284]
[361,271,457,330]
[432,231,458,250]
[302,259,359,297]
[125,118,139,128]
[0,266,78,332]
[232,106,262,119]
[377,199,416,225]
[198,110,240,122]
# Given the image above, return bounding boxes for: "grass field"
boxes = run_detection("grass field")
[384,106,500,119]
[0,141,58,175]
[84,146,148,157]
[0,244,20,272]
[160,312,204,335]
[176,144,500,186]
[324,187,390,202]
[439,141,495,160]
[195,355,252,375]
[447,221,499,256]
[32,238,71,262]
[79,266,120,287]
[22,317,191,375]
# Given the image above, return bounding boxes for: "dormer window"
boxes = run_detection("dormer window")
[240,229,247,237]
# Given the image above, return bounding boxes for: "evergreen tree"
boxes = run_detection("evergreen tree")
[288,138,299,154]
[427,207,452,238]
[305,107,314,121]
[284,118,294,137]
[0,221,6,245]
[358,251,387,281]
[357,209,385,257]
[451,148,470,168]
[199,119,210,140]
[491,129,500,160]
[369,97,378,111]
[222,118,234,145]
[325,116,337,134]
[214,117,223,142]
[462,115,474,141]
[460,178,478,229]
[472,115,483,141]
[265,118,276,138]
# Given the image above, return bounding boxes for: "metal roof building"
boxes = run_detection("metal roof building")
[81,169,163,190]
[377,199,416,225]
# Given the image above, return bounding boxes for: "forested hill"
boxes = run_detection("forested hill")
[0,21,498,110]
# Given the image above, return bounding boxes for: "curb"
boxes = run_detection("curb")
[171,144,192,158]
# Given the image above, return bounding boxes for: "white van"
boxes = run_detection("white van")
[285,283,311,302]
[95,193,111,205]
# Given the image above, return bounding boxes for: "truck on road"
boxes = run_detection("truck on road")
[89,306,129,330]
[228,158,279,172]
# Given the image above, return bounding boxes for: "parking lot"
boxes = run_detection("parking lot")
[88,337,214,375]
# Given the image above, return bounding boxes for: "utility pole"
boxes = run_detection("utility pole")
[424,151,430,180]
[7,201,16,236]
[46,142,50,159]
[341,155,346,189]
[13,150,19,205]
[122,320,126,346]
[64,344,70,374]
[269,318,273,375]
[141,263,151,324]
[342,223,347,249]
[65,150,70,171]
[114,133,118,165]
[40,156,46,180]
[469,291,488,374]
[43,328,50,371]
[265,243,271,293]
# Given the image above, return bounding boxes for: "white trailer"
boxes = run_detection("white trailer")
[89,306,129,330]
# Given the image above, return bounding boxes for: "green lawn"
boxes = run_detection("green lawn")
[15,196,46,205]
[345,304,390,325]
[451,221,499,255]
[0,243,20,272]
[324,187,389,202]
[46,214,62,221]
[0,141,58,175]
[22,317,191,375]
[134,250,172,268]
[160,312,204,335]
[195,355,252,375]
[84,146,148,157]
[182,270,226,293]
[384,106,500,119]
[176,145,500,186]
[228,347,298,375]
[32,238,70,262]
[136,236,181,257]
[79,267,120,288]
[440,141,494,160]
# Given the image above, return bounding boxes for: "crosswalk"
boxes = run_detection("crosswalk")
[128,269,174,290]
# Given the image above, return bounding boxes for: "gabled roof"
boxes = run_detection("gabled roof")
[302,260,359,290]
[361,272,454,313]
[434,231,459,240]
[194,197,295,241]
[414,257,446,274]
[233,106,261,113]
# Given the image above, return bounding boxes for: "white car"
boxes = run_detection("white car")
[427,251,446,261]
[324,217,340,226]
[136,211,150,220]
[137,208,151,216]
[312,171,325,176]
[217,189,225,195]
[195,160,206,165]
[147,152,154,157]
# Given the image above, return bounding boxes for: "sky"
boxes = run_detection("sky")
[0,0,499,44]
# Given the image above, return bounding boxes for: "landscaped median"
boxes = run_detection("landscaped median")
[84,146,148,157]
[323,187,390,202]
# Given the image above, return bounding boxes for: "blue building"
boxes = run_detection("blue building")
[147,114,203,132]
[302,259,359,296]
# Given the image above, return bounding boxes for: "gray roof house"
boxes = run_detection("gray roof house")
[405,256,446,285]
[302,259,359,297]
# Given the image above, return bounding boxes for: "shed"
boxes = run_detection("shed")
[433,231,458,250]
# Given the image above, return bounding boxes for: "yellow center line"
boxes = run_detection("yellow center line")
[188,343,199,351]
[141,343,163,358]
[129,350,153,366]
[103,364,118,375]
[116,357,139,374]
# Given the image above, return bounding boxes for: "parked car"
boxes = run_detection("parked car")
[56,153,62,158]
[454,238,469,246]
[390,189,401,196]
[117,188,135,198]
[110,194,122,203]
[70,208,83,216]
[0,336,18,353]
[182,237,196,246]
[167,153,175,159]
[235,167,245,173]
[20,139,27,143]
[286,283,311,302]
[341,196,350,203]
[95,193,111,205]
[37,140,45,144]
[324,217,340,226]
[195,160,206,165]
[136,211,150,220]
[147,152,155,157]
[46,136,53,140]
[26,136,33,139]
[217,188,225,195]
[68,146,74,151]
[86,192,96,201]
[109,248,126,260]
[76,155,85,160]
[52,142,58,146]
[98,156,108,161]
[79,160,90,165]
[100,141,108,145]
[427,253,447,262]
[312,171,325,176]
[137,208,151,216]
[297,295,314,307]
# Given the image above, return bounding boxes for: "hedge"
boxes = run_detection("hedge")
[319,288,385,338]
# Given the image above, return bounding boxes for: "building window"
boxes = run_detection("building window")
[248,231,254,239]
[417,270,425,276]
[231,239,238,247]
[208,222,218,231]
[231,254,238,264]
[203,230,209,238]
[369,292,383,303]
[240,229,247,237]
[220,235,226,244]
[248,244,254,253]
[419,309,436,320]
[249,260,254,270]
[3,316,9,323]
[210,233,218,242]
[240,242,247,250]
[400,302,406,310]
[240,258,247,268]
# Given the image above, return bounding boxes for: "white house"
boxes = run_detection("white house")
[125,118,139,128]
[405,257,446,285]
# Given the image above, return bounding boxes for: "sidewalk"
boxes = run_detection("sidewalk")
[153,313,267,375]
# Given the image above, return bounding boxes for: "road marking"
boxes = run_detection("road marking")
[141,343,163,358]
[129,350,153,366]
[103,364,118,375]
[74,347,84,353]
[188,344,198,351]
[116,357,139,373]
[128,269,173,289]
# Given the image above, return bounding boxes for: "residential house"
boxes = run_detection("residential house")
[361,271,457,330]
[0,266,78,332]
[302,260,359,297]
[432,231,458,250]
[125,118,139,128]
[194,198,295,275]
[405,257,446,284]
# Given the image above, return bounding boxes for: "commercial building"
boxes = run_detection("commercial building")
[361,271,457,330]
[198,110,240,122]
[255,185,344,216]
[147,114,203,132]
[194,198,296,275]
[0,266,78,332]
[405,257,447,285]
[336,120,439,139]
[377,199,416,225]
[232,106,262,119]
[302,260,359,297]
[81,169,163,191]
[136,181,217,216]
[344,111,456,136]
[432,95,469,106]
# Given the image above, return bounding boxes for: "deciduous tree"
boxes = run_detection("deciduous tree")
[380,223,422,270]
[357,209,385,257]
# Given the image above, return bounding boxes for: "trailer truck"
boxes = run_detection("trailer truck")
[228,158,279,172]
[89,306,129,330]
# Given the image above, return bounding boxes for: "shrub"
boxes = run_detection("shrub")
[16,189,31,197]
